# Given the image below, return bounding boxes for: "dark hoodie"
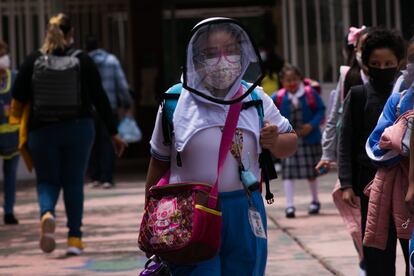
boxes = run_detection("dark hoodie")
[338,81,392,194]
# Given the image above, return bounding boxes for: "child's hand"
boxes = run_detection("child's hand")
[342,188,358,208]
[297,124,313,137]
[315,160,331,174]
[260,121,279,149]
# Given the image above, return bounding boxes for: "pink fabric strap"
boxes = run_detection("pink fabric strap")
[154,86,243,209]
[207,87,243,208]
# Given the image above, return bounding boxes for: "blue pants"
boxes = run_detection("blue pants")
[28,119,94,237]
[170,190,268,276]
[2,155,19,214]
[89,117,116,183]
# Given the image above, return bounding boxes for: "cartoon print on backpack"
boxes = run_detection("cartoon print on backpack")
[153,198,180,234]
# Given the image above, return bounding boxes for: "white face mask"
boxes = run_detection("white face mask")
[356,52,363,68]
[0,55,10,69]
[203,55,242,91]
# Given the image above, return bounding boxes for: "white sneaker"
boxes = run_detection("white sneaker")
[102,182,114,189]
[274,163,282,173]
[88,181,101,188]
[358,267,366,276]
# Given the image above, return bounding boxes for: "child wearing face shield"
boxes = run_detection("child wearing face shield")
[0,40,20,225]
[272,65,325,218]
[341,28,408,276]
[142,18,297,275]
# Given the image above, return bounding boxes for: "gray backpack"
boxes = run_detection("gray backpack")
[32,49,82,122]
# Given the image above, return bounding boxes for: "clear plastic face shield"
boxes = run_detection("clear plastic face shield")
[183,18,264,104]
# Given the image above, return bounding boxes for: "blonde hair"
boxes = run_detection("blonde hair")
[41,13,72,54]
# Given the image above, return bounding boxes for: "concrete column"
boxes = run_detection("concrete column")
[314,0,323,82]
[371,0,377,26]
[301,0,310,77]
[287,0,297,66]
[329,0,337,82]
[282,0,289,61]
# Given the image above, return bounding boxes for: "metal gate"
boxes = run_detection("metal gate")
[281,0,402,83]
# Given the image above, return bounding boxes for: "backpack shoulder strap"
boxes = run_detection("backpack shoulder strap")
[161,83,182,146]
[274,89,286,110]
[249,89,265,128]
[163,83,182,124]
[304,85,317,111]
[240,80,265,128]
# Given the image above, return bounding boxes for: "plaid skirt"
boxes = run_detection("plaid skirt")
[281,137,322,180]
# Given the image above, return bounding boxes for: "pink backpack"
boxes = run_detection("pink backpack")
[273,84,317,111]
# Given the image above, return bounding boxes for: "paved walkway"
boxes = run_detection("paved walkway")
[0,171,405,275]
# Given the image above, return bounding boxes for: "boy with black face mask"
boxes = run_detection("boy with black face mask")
[338,28,407,276]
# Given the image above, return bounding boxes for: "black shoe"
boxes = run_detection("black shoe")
[4,213,19,224]
[308,201,321,215]
[285,206,296,218]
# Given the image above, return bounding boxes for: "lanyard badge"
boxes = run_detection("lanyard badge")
[229,128,267,239]
[248,207,266,239]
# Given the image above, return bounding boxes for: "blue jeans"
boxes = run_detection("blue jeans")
[28,119,94,237]
[89,117,116,183]
[3,155,19,214]
[170,190,268,276]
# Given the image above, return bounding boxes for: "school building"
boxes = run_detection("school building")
[1,0,413,165]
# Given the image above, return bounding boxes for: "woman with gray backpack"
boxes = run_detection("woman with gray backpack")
[11,13,126,256]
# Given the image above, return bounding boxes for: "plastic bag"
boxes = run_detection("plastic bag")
[139,256,171,276]
[118,116,142,143]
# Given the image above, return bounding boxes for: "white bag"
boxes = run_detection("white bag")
[118,116,142,143]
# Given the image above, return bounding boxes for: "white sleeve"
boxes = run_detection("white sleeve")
[258,88,293,133]
[149,106,171,161]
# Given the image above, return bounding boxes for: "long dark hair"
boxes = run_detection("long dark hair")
[279,64,303,81]
[262,46,284,80]
[343,27,371,97]
[343,34,355,66]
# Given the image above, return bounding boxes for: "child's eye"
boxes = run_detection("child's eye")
[385,61,396,67]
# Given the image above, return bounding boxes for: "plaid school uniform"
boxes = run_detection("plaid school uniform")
[282,104,321,179]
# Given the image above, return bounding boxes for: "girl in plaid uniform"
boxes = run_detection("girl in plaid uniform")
[273,65,325,218]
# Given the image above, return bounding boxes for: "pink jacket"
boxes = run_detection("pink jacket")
[363,111,414,250]
[332,180,363,260]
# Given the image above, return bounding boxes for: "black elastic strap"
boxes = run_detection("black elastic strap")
[161,103,172,146]
[242,100,263,110]
[259,149,277,204]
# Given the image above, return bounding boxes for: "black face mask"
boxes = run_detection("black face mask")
[368,67,398,88]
